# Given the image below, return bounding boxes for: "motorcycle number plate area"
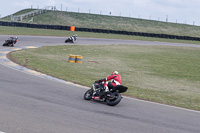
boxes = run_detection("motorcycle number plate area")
[94,96,100,100]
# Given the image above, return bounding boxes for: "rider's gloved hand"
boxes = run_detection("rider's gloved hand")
[95,80,100,83]
[95,79,102,83]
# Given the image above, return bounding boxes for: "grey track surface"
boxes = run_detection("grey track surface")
[0,35,200,133]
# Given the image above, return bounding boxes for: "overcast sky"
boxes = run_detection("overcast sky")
[1,0,200,25]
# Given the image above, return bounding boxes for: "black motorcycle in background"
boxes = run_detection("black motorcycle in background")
[65,34,77,43]
[84,82,128,106]
[2,37,18,47]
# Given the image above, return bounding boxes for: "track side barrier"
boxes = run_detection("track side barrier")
[0,21,199,41]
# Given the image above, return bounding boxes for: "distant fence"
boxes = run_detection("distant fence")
[10,9,49,21]
[1,21,200,41]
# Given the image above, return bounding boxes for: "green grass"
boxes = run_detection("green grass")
[2,9,200,38]
[1,9,37,21]
[26,11,200,37]
[10,45,200,111]
[13,9,37,16]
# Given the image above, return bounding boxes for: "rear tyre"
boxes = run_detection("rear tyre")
[106,92,121,106]
[2,43,8,46]
[84,89,93,100]
[65,38,70,43]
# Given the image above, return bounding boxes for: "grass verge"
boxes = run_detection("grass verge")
[10,45,200,111]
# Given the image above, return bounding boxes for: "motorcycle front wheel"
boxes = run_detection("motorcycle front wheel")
[106,92,122,106]
[84,89,93,100]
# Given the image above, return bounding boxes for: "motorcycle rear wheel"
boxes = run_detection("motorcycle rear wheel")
[84,89,93,100]
[2,42,8,46]
[65,38,70,43]
[106,92,122,106]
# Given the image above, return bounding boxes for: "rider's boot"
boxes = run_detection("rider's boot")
[104,86,109,92]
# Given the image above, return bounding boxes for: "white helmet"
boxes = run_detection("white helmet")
[112,70,119,75]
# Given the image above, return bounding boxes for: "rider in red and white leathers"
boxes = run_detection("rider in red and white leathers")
[96,71,121,92]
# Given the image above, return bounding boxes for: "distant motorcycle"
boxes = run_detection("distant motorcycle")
[2,37,18,47]
[84,81,128,106]
[65,34,77,43]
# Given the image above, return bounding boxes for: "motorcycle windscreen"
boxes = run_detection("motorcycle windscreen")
[112,85,128,93]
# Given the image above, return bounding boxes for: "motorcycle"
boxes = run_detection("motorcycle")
[65,34,77,43]
[84,82,128,106]
[2,37,18,47]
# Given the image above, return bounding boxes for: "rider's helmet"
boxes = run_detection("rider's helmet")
[112,70,119,75]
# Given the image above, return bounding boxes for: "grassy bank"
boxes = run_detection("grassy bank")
[31,11,200,37]
[10,45,200,110]
[2,9,200,38]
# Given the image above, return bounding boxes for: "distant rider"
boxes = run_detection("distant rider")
[96,71,121,92]
[70,34,77,43]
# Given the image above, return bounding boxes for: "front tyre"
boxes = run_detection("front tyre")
[106,92,122,106]
[84,89,93,100]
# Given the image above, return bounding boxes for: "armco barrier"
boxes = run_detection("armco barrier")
[1,21,200,41]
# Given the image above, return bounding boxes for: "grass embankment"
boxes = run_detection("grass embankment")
[24,11,200,37]
[1,9,37,21]
[10,45,200,110]
[2,9,200,38]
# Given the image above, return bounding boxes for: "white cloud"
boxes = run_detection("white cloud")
[12,1,32,8]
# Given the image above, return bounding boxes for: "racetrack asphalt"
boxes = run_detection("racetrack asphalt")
[0,35,200,133]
